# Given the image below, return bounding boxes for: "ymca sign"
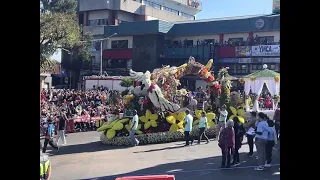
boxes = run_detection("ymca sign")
[251,45,280,56]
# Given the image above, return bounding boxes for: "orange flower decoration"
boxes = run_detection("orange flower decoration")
[274,76,280,82]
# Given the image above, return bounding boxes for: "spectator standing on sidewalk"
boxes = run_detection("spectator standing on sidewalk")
[265,120,278,167]
[218,120,235,168]
[244,111,257,157]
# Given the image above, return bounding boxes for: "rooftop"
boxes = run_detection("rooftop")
[103,13,280,37]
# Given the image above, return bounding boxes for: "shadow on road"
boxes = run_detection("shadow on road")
[133,145,186,153]
[45,141,130,155]
[78,151,280,180]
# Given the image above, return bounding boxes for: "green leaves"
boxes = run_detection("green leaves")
[120,78,134,88]
[40,0,91,72]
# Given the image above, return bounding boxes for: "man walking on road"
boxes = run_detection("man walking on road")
[130,110,139,146]
[56,109,67,145]
[43,118,59,153]
[184,109,194,146]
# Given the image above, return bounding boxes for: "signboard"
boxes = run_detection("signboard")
[251,45,280,56]
[273,0,280,14]
[255,19,265,29]
[235,46,251,57]
[218,58,251,63]
[188,0,200,8]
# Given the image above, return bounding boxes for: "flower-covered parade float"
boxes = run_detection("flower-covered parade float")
[99,57,244,146]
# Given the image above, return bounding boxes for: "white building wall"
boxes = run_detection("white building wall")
[253,31,280,42]
[146,16,159,20]
[170,35,220,45]
[88,10,110,20]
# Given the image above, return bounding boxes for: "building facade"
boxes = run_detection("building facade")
[66,0,202,86]
[65,12,280,89]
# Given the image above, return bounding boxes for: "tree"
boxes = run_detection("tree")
[120,78,134,89]
[40,0,91,73]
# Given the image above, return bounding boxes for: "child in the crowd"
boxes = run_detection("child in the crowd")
[265,120,278,167]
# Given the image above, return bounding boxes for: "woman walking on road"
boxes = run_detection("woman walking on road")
[197,112,210,144]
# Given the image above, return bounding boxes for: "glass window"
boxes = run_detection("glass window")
[270,64,276,70]
[88,19,108,26]
[111,40,129,49]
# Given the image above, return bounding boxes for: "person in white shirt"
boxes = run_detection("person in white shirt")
[130,110,139,146]
[183,109,194,146]
[254,112,269,171]
[216,104,228,139]
[265,120,278,167]
[197,112,210,144]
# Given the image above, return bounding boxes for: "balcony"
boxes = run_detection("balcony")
[164,45,210,64]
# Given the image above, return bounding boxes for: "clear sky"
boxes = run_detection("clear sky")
[51,0,274,62]
[197,0,273,20]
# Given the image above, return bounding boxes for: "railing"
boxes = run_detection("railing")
[164,41,280,48]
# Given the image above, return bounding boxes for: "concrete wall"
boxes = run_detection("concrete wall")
[88,10,110,20]
[79,0,115,11]
[117,11,135,22]
[83,26,105,36]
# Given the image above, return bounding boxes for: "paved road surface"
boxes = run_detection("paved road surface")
[43,131,280,180]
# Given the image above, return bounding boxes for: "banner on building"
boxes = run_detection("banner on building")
[235,46,251,57]
[251,45,280,56]
[273,0,280,14]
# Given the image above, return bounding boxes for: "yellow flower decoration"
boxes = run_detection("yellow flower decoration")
[274,76,280,82]
[229,106,245,124]
[226,89,231,95]
[125,122,143,135]
[166,112,186,132]
[239,78,245,84]
[140,110,159,129]
[124,94,135,104]
[250,76,256,81]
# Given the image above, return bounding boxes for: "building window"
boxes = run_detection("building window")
[258,36,274,44]
[88,19,108,26]
[111,40,129,49]
[118,20,128,24]
[235,64,248,74]
[228,38,243,45]
[180,12,195,20]
[144,0,161,9]
[185,40,193,47]
[91,56,96,66]
[103,59,127,69]
[163,6,179,15]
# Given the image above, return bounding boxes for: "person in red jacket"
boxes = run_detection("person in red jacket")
[218,120,235,168]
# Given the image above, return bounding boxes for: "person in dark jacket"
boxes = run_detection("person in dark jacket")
[42,118,60,153]
[231,116,245,166]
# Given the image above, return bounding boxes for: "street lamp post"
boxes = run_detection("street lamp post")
[85,33,117,75]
